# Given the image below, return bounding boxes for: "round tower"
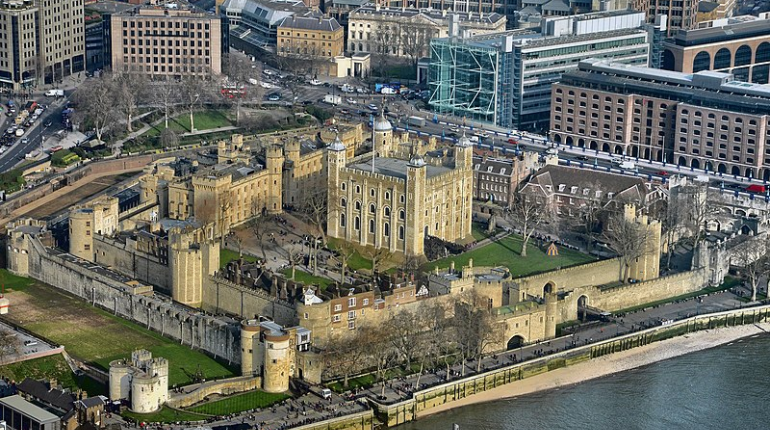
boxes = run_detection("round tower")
[69,208,94,261]
[262,329,292,393]
[240,319,261,376]
[373,113,393,157]
[108,359,131,401]
[130,374,162,413]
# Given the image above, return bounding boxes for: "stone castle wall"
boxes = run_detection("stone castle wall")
[21,235,241,363]
[203,277,298,326]
[165,376,260,409]
[513,258,621,300]
[94,235,171,294]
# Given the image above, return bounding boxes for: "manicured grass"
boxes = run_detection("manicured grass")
[187,390,289,415]
[123,406,209,423]
[0,269,34,292]
[471,222,498,242]
[614,276,742,314]
[0,354,106,396]
[145,110,234,137]
[282,268,333,290]
[8,282,236,387]
[428,234,595,277]
[327,238,373,272]
[220,248,257,269]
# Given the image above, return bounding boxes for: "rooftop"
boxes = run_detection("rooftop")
[0,395,61,423]
[279,15,341,31]
[350,6,505,25]
[347,157,451,179]
[670,16,770,46]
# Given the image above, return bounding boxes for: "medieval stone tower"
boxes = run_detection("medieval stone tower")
[373,113,394,157]
[405,155,427,256]
[240,319,296,393]
[266,145,284,214]
[109,350,169,413]
[624,204,662,282]
[326,136,347,240]
[168,227,219,307]
[285,139,301,164]
[69,196,119,261]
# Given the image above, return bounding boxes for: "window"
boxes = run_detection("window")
[341,198,346,207]
[399,209,405,220]
[354,216,360,230]
[384,207,391,217]
[348,310,356,320]
[363,298,369,306]
[332,314,341,322]
[384,222,390,237]
[369,204,376,214]
[341,183,346,191]
[340,213,346,227]
[334,304,342,311]
[355,201,361,210]
[348,320,355,330]
[369,219,375,233]
[385,191,391,200]
[348,297,356,307]
[399,226,405,240]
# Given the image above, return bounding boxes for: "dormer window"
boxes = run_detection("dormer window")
[500,168,506,175]
[571,186,578,194]
[558,184,566,192]
[583,188,590,196]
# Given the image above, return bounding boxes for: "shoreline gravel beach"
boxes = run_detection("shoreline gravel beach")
[418,323,770,419]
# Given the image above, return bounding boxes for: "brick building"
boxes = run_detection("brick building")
[550,59,770,180]
[471,150,539,207]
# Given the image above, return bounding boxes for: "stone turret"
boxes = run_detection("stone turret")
[266,145,284,214]
[405,155,427,256]
[373,112,394,157]
[168,227,219,307]
[285,140,301,163]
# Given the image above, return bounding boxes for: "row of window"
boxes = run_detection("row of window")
[340,214,404,239]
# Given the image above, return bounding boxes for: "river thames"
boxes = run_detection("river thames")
[400,333,770,430]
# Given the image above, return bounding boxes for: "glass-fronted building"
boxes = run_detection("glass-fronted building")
[428,11,651,132]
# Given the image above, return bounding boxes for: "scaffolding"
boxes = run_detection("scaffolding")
[428,39,503,126]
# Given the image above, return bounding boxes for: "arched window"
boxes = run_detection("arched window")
[714,48,731,69]
[354,216,360,230]
[399,209,405,220]
[341,198,346,207]
[693,51,710,72]
[340,213,346,227]
[369,204,376,214]
[384,222,390,237]
[341,183,346,191]
[384,206,391,217]
[369,219,375,233]
[355,185,361,194]
[734,45,752,67]
[385,191,391,200]
[399,225,404,240]
[355,200,361,211]
[370,188,376,197]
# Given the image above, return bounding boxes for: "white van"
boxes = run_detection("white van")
[321,388,332,400]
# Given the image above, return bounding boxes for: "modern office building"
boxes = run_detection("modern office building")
[428,11,650,132]
[0,0,85,91]
[0,395,60,430]
[549,60,770,180]
[661,15,770,83]
[110,4,228,77]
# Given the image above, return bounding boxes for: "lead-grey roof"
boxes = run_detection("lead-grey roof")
[0,395,61,423]
[348,157,451,179]
[671,17,770,46]
[279,15,341,31]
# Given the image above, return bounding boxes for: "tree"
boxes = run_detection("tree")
[507,194,550,257]
[179,74,212,132]
[400,22,434,69]
[732,239,768,302]
[73,73,118,145]
[160,128,180,148]
[659,198,687,270]
[359,323,397,399]
[417,300,451,386]
[323,330,367,389]
[574,181,607,252]
[388,309,421,372]
[453,292,502,374]
[400,253,421,280]
[224,53,260,125]
[366,247,392,275]
[154,79,180,129]
[298,189,328,276]
[113,72,148,133]
[336,242,357,284]
[603,212,651,283]
[249,198,269,260]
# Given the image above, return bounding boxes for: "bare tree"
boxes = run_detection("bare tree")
[224,53,260,125]
[154,79,180,129]
[417,300,450,386]
[359,323,398,399]
[323,330,367,389]
[603,213,651,283]
[388,309,421,371]
[336,242,357,284]
[73,73,118,145]
[299,189,328,276]
[400,253,421,280]
[249,199,269,260]
[400,22,435,69]
[659,198,687,270]
[507,195,550,257]
[160,128,180,148]
[179,74,213,132]
[113,72,148,133]
[453,292,502,374]
[732,239,768,302]
[366,247,392,275]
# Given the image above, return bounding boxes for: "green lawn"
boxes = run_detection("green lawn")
[327,238,373,272]
[0,354,106,396]
[145,110,234,137]
[187,390,289,415]
[123,406,209,423]
[7,282,236,387]
[0,269,34,292]
[428,234,596,277]
[220,248,258,269]
[471,222,498,242]
[282,268,333,290]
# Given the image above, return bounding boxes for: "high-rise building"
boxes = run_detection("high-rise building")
[0,0,85,91]
[661,15,770,84]
[110,4,228,77]
[549,59,770,180]
[428,11,650,132]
